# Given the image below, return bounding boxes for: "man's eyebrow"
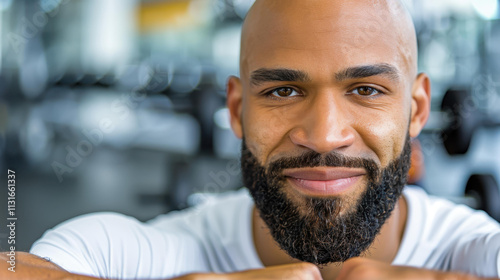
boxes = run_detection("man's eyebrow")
[335,64,401,82]
[250,68,311,86]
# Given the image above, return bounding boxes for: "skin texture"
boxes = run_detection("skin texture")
[0,252,98,279]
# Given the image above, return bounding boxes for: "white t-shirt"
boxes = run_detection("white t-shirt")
[30,187,500,279]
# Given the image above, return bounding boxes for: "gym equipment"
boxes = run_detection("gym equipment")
[440,89,500,155]
[446,174,500,222]
[465,174,500,222]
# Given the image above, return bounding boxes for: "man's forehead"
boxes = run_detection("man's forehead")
[239,0,417,83]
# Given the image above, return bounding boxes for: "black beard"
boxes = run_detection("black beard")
[241,135,411,265]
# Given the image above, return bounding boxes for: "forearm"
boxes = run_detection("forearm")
[1,254,324,280]
[0,252,98,280]
[337,258,500,280]
[0,252,208,280]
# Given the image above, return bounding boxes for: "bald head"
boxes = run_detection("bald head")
[227,0,431,168]
[240,0,418,86]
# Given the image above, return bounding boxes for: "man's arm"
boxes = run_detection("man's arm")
[3,252,499,280]
[0,252,99,280]
[0,252,322,280]
[336,258,500,280]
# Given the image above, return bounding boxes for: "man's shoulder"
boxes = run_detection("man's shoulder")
[30,212,160,277]
[403,185,499,234]
[395,186,500,269]
[30,194,251,278]
[403,186,498,225]
[147,188,253,229]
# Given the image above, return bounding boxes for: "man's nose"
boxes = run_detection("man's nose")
[289,92,356,154]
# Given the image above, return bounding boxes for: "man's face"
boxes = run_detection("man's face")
[227,0,430,265]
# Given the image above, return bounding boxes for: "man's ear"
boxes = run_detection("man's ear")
[409,73,431,138]
[226,76,243,139]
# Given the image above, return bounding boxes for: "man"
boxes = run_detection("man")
[2,0,500,279]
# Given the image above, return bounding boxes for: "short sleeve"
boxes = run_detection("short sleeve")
[394,186,500,278]
[30,212,200,279]
[448,231,500,277]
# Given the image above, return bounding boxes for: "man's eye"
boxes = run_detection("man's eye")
[269,87,300,98]
[350,86,381,96]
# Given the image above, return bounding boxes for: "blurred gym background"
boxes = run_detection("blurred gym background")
[1,0,500,251]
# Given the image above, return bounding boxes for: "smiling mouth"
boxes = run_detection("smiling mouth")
[283,167,366,196]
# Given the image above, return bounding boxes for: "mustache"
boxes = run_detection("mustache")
[242,145,380,182]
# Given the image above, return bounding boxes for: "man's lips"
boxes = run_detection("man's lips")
[283,167,366,181]
[282,167,366,196]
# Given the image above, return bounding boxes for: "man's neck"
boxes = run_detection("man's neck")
[252,196,408,279]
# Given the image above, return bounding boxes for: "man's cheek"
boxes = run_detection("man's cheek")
[360,118,403,166]
[243,110,290,159]
[242,120,271,162]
